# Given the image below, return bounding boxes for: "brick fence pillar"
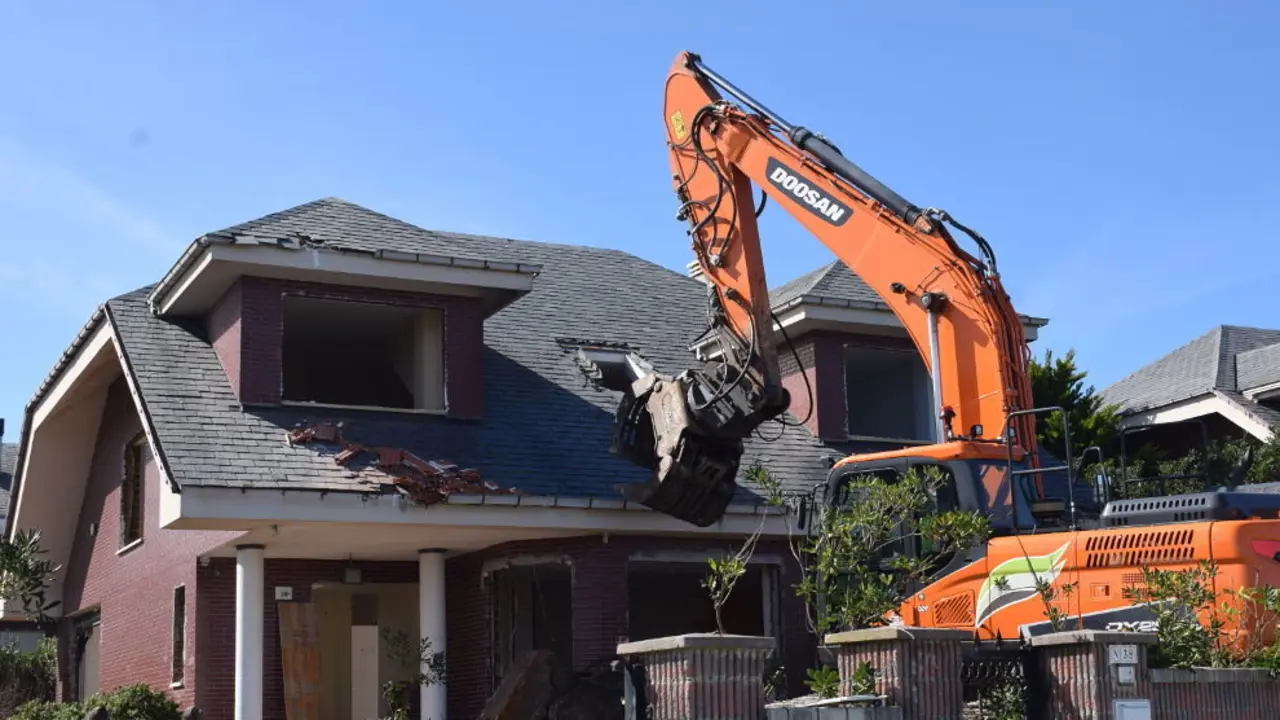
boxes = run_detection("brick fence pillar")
[1029,630,1157,719]
[825,627,970,719]
[616,633,775,720]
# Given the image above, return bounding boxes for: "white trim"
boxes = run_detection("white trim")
[1244,381,1280,402]
[159,244,537,316]
[30,324,112,429]
[628,549,786,566]
[1120,393,1275,441]
[158,249,215,317]
[480,554,574,578]
[694,301,1043,361]
[171,485,793,537]
[115,539,143,557]
[14,323,115,536]
[278,400,448,416]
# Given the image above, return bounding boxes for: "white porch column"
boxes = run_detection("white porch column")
[419,548,448,720]
[235,544,265,720]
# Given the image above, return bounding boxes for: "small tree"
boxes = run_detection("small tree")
[1029,348,1120,461]
[0,530,61,624]
[379,629,446,720]
[796,465,991,635]
[701,462,785,635]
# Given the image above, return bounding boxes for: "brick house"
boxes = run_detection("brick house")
[4,198,1045,719]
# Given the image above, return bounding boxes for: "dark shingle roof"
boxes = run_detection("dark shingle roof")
[1237,343,1280,393]
[1102,326,1280,414]
[0,443,15,521]
[767,261,1048,329]
[1101,325,1280,434]
[770,261,885,311]
[111,198,844,500]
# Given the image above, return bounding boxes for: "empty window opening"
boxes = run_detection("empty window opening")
[281,296,444,411]
[844,345,935,442]
[627,561,775,640]
[564,342,653,393]
[120,433,145,548]
[489,564,572,690]
[171,585,186,685]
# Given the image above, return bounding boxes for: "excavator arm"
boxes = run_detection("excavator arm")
[612,51,1039,527]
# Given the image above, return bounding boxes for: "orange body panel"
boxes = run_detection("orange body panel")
[909,519,1280,646]
[832,440,1024,468]
[662,51,1036,445]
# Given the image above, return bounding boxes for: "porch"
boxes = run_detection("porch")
[199,524,808,720]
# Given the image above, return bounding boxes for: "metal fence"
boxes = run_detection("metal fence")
[960,638,1042,719]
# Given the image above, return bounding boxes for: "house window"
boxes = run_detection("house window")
[627,561,775,640]
[488,564,572,691]
[844,345,935,442]
[119,433,146,549]
[171,585,186,685]
[281,296,444,411]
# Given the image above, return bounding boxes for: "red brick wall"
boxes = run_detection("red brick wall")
[207,280,243,397]
[231,277,485,418]
[197,558,419,720]
[779,330,915,440]
[444,534,815,719]
[60,377,239,708]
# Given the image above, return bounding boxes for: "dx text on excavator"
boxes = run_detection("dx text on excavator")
[608,50,1280,643]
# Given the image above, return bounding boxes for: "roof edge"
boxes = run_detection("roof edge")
[771,293,1048,327]
[145,236,210,315]
[9,304,109,539]
[104,302,181,493]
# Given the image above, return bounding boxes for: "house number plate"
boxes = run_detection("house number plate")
[1108,644,1138,665]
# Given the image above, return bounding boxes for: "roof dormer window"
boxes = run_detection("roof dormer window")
[280,295,444,412]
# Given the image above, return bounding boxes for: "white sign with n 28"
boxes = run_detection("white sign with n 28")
[1108,644,1139,665]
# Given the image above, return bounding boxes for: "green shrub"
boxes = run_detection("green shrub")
[0,636,57,715]
[12,698,84,720]
[14,683,181,720]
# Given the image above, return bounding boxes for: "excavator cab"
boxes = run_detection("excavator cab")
[823,405,1079,536]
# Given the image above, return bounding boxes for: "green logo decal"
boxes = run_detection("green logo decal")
[975,542,1070,627]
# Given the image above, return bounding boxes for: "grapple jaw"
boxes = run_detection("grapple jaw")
[611,372,744,528]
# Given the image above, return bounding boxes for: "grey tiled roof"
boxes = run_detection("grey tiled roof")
[769,261,885,310]
[1237,342,1280,393]
[1102,326,1280,414]
[767,261,1048,328]
[0,444,15,522]
[110,198,846,500]
[1102,326,1280,433]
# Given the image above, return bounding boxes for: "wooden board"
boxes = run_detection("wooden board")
[278,601,323,720]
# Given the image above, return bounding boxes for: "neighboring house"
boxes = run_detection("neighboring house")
[1102,325,1280,456]
[0,432,46,652]
[4,198,1047,720]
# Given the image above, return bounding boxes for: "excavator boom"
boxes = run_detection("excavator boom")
[612,52,1038,526]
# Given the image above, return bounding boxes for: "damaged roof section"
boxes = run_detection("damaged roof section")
[287,421,518,506]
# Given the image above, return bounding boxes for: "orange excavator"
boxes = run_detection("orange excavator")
[611,50,1280,642]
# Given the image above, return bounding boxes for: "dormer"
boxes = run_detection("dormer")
[149,213,540,420]
[689,261,1048,443]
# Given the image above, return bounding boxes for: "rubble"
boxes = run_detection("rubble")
[478,650,624,720]
[287,422,519,506]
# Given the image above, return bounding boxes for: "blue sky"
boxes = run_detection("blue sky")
[1,1,1277,437]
